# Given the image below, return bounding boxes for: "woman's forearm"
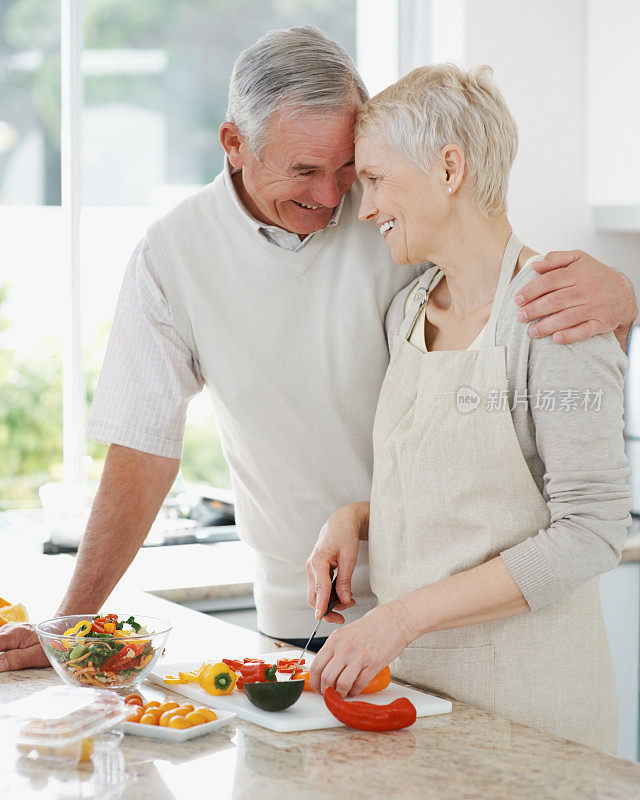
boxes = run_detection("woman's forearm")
[395,556,530,642]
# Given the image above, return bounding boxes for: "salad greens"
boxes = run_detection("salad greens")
[47,613,156,688]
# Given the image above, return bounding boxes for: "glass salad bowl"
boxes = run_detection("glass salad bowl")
[36,613,171,692]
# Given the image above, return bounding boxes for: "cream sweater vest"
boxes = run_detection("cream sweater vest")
[146,173,422,637]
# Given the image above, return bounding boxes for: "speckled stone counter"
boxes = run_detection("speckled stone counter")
[2,539,640,799]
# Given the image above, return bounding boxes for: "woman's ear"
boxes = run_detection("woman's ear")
[440,143,465,194]
[219,122,246,169]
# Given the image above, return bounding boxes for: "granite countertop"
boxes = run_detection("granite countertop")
[2,541,640,799]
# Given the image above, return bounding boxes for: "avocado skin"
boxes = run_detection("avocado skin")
[243,679,305,711]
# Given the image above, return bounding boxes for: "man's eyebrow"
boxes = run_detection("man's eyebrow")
[290,158,355,172]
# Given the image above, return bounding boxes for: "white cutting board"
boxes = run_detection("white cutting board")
[148,650,452,732]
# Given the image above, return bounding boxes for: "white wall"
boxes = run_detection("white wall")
[460,0,640,297]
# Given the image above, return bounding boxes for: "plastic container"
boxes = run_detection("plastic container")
[0,687,127,766]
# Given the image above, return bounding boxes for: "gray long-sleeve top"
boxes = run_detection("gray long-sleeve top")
[386,263,632,611]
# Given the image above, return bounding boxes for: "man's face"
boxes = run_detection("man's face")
[230,109,358,236]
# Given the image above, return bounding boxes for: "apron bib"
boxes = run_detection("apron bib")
[369,235,617,753]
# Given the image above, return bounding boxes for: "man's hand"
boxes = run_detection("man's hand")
[514,250,638,347]
[0,624,49,671]
[306,502,369,624]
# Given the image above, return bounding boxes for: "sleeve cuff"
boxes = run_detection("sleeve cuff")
[500,538,563,611]
[85,420,183,460]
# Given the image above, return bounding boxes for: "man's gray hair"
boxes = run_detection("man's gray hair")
[227,26,369,158]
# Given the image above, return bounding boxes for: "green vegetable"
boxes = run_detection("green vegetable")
[69,644,87,661]
[123,616,141,633]
[243,679,305,712]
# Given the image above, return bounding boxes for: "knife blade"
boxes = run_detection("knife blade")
[288,574,341,679]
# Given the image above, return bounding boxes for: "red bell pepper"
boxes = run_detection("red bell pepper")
[277,658,305,673]
[222,658,245,672]
[323,687,417,731]
[234,662,278,692]
[102,642,146,672]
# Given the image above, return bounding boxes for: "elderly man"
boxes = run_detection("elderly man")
[0,26,636,670]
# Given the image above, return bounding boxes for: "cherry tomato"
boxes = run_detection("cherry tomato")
[143,701,160,710]
[157,701,180,715]
[184,711,207,726]
[126,706,144,723]
[139,714,158,726]
[168,715,191,729]
[124,694,143,706]
[194,707,217,722]
[159,710,177,727]
[168,706,190,717]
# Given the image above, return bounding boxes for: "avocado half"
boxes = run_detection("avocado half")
[243,679,305,712]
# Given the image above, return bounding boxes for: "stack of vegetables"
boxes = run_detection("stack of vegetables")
[47,614,156,688]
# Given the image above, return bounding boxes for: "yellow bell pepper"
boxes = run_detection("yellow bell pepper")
[62,620,92,638]
[162,674,188,685]
[198,663,236,695]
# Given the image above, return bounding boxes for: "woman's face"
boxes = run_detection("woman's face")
[356,135,447,266]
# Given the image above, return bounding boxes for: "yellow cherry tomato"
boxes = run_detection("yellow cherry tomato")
[159,710,176,727]
[168,715,191,729]
[157,701,180,715]
[194,707,217,722]
[184,711,207,726]
[143,701,160,710]
[139,714,158,726]
[126,706,144,723]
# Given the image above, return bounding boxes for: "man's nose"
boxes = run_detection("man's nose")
[358,190,378,222]
[310,175,341,208]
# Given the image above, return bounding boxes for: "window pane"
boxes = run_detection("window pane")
[0,0,61,205]
[0,1,62,510]
[82,0,356,206]
[82,1,357,491]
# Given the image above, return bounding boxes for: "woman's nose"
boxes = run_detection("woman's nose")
[358,191,378,222]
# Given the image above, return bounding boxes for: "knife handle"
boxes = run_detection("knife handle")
[323,574,341,618]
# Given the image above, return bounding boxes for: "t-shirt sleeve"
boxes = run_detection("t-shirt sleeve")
[500,330,632,610]
[85,237,204,459]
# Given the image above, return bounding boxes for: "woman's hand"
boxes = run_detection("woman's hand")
[309,602,412,697]
[306,502,370,623]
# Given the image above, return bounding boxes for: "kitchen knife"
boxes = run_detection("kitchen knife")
[288,574,341,679]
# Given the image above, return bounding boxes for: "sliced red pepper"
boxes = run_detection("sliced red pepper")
[222,658,245,671]
[323,687,416,732]
[277,658,304,673]
[235,662,277,692]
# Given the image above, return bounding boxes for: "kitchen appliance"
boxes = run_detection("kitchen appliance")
[625,325,640,516]
[150,651,452,733]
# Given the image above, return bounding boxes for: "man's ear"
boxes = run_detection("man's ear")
[219,122,246,169]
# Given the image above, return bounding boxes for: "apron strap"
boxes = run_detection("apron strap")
[399,267,443,341]
[481,233,523,348]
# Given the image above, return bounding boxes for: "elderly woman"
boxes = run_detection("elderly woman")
[306,64,631,753]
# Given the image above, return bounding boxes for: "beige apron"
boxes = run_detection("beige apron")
[369,235,618,753]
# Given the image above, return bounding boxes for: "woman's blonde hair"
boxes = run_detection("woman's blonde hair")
[355,64,518,218]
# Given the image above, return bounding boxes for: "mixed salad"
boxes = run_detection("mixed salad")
[47,614,156,688]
